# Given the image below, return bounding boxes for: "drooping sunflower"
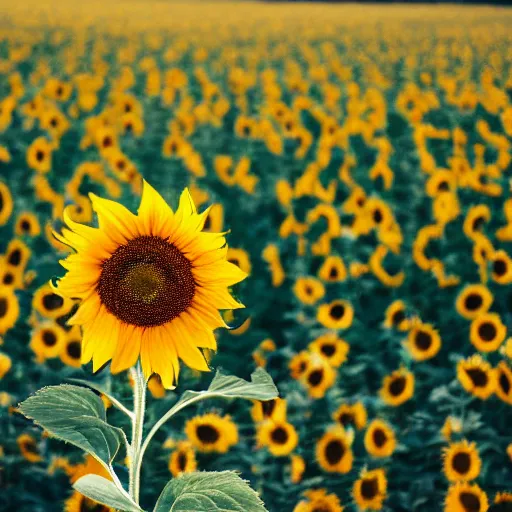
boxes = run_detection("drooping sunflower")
[332,402,367,430]
[309,333,349,368]
[457,354,496,400]
[53,182,246,388]
[0,181,13,226]
[293,489,344,512]
[294,276,325,305]
[495,361,512,405]
[185,413,238,453]
[168,441,197,477]
[257,420,299,456]
[379,368,414,406]
[17,433,42,463]
[364,419,396,458]
[251,397,287,423]
[469,313,506,353]
[315,426,353,473]
[0,285,19,335]
[32,283,74,319]
[455,284,493,320]
[317,299,354,329]
[405,322,441,361]
[445,482,488,512]
[317,255,347,282]
[352,468,387,511]
[14,212,41,237]
[64,491,114,512]
[383,300,411,331]
[443,440,481,482]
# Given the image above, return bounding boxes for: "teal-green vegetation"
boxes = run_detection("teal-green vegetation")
[1,2,512,511]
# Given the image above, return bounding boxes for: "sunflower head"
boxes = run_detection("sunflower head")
[443,440,482,482]
[53,181,246,388]
[380,368,415,406]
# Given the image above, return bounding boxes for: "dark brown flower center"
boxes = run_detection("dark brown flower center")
[459,492,480,512]
[196,424,219,444]
[465,293,482,311]
[338,412,354,427]
[42,293,64,311]
[67,341,81,359]
[391,309,406,326]
[98,236,195,327]
[321,343,336,357]
[3,273,13,285]
[452,452,471,474]
[330,304,345,320]
[373,428,387,448]
[271,426,289,445]
[325,439,344,465]
[361,477,379,500]
[80,497,110,512]
[329,266,338,279]
[389,376,406,396]
[415,330,432,351]
[499,371,511,395]
[308,369,324,387]
[478,322,496,342]
[177,452,187,471]
[23,440,39,454]
[8,249,22,266]
[261,399,276,418]
[35,150,45,162]
[0,297,7,318]
[493,259,507,277]
[466,368,488,387]
[42,330,57,347]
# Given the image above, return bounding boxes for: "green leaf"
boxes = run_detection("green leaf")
[153,471,268,512]
[74,474,143,512]
[19,384,127,470]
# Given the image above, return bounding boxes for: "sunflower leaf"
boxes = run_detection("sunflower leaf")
[73,474,143,512]
[153,471,267,512]
[19,384,126,470]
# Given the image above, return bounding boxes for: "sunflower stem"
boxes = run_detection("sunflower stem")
[128,364,146,505]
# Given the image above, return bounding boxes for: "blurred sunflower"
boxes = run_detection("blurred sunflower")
[405,322,441,361]
[17,433,42,463]
[443,440,481,482]
[352,468,387,511]
[0,285,19,334]
[445,482,488,512]
[315,426,353,473]
[455,284,493,320]
[53,181,246,387]
[364,419,396,458]
[168,441,197,477]
[185,413,238,453]
[469,313,506,353]
[332,402,367,430]
[257,420,298,456]
[380,368,414,406]
[457,355,495,400]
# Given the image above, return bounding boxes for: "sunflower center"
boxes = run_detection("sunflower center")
[8,249,21,266]
[478,322,496,342]
[262,399,276,418]
[373,428,387,448]
[338,412,354,427]
[389,376,406,396]
[321,343,336,357]
[0,298,7,318]
[23,440,39,454]
[98,236,195,327]
[177,452,187,471]
[493,259,507,277]
[499,372,511,395]
[459,492,480,512]
[196,424,220,444]
[415,331,432,351]
[271,426,289,444]
[452,452,471,474]
[329,267,338,279]
[325,439,344,464]
[3,273,13,285]
[67,341,81,359]
[466,368,488,387]
[308,369,324,387]
[361,478,379,500]
[330,304,345,320]
[42,330,57,347]
[42,293,64,311]
[465,293,482,311]
[392,309,405,326]
[81,497,110,512]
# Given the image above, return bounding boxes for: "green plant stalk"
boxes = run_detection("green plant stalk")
[128,364,146,504]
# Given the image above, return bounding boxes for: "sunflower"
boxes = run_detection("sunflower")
[147,375,166,398]
[64,491,114,512]
[456,284,493,320]
[491,250,512,285]
[469,313,506,352]
[332,402,367,430]
[0,352,12,379]
[53,182,245,388]
[380,368,414,406]
[309,333,349,368]
[168,441,197,477]
[293,489,344,512]
[5,239,31,271]
[495,361,512,405]
[441,416,463,442]
[301,357,336,399]
[445,482,488,512]
[17,433,42,463]
[318,255,347,282]
[443,440,481,482]
[257,420,299,456]
[32,284,74,319]
[0,258,22,289]
[27,136,53,173]
[60,330,82,368]
[294,277,325,305]
[364,419,396,458]
[352,468,387,511]
[0,181,13,226]
[185,413,238,453]
[316,426,353,473]
[30,322,66,362]
[251,397,287,423]
[0,286,19,334]
[457,354,496,399]
[463,204,491,240]
[494,493,512,505]
[226,247,252,275]
[405,322,441,361]
[317,300,354,329]
[383,300,411,331]
[289,351,312,379]
[290,454,306,484]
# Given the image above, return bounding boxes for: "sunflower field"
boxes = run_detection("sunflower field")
[1,1,512,511]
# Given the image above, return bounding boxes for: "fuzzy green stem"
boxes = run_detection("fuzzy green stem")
[128,364,146,504]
